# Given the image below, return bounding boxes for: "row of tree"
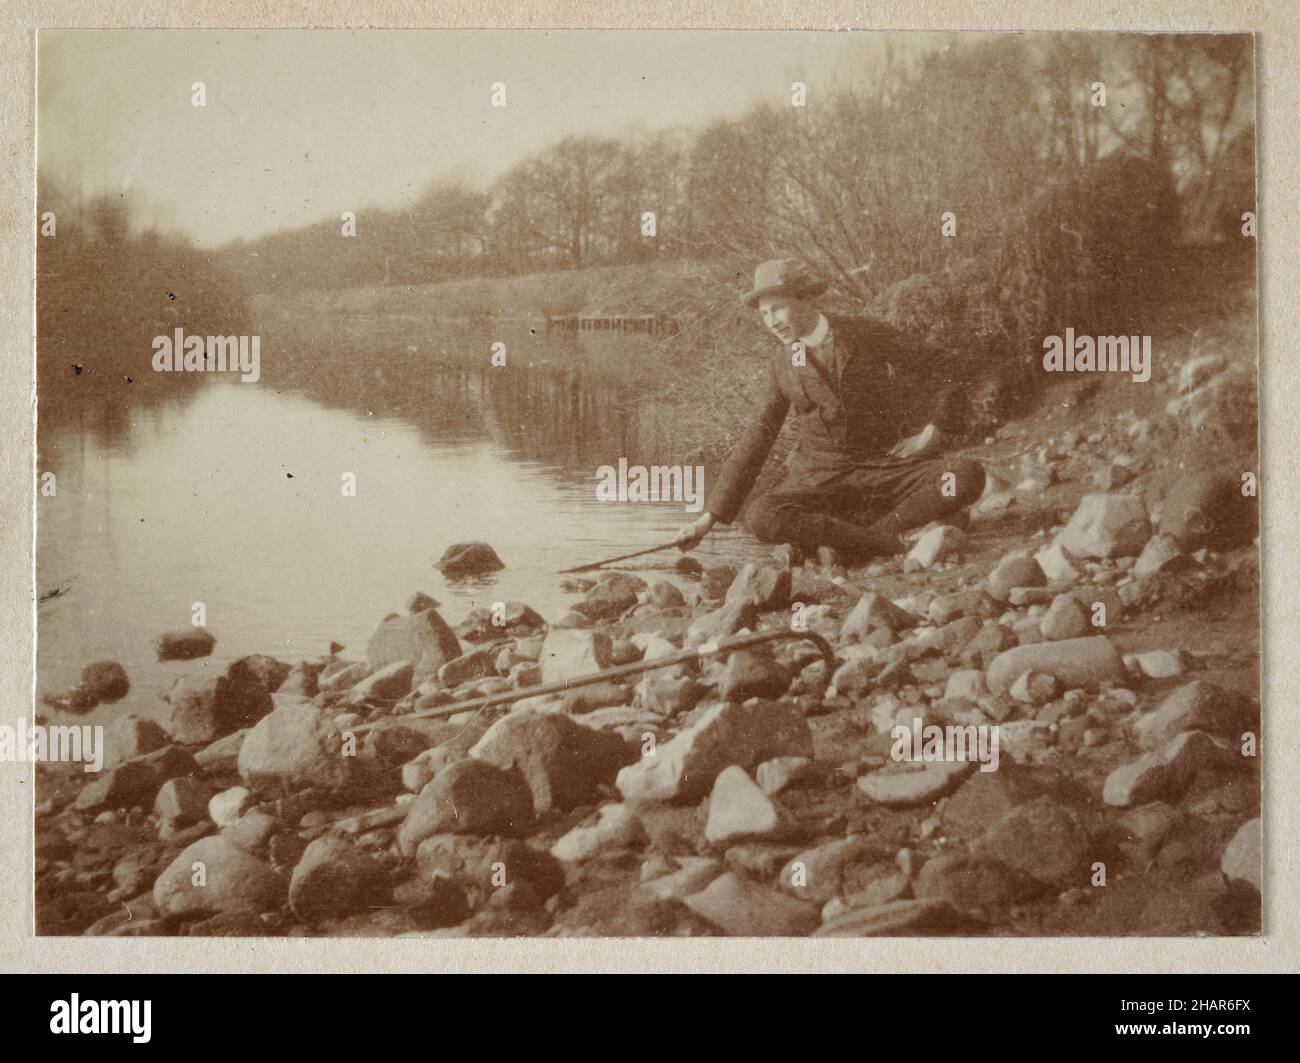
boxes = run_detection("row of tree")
[208,33,1252,297]
[36,32,1255,440]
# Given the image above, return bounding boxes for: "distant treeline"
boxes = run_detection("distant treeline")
[212,34,1252,310]
[35,32,1254,445]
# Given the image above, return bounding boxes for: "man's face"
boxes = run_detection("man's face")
[758,295,817,345]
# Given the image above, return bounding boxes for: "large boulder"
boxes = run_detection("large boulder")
[469,711,634,813]
[685,601,758,647]
[704,766,797,844]
[959,621,1018,668]
[718,651,790,701]
[319,661,371,694]
[391,875,470,930]
[398,711,497,791]
[856,761,974,807]
[974,796,1093,890]
[635,672,708,716]
[154,776,213,827]
[1114,801,1182,866]
[725,562,792,612]
[985,553,1046,602]
[1039,593,1089,641]
[1057,493,1151,559]
[279,659,326,698]
[550,804,646,862]
[345,661,414,702]
[366,609,462,684]
[437,649,497,689]
[457,602,544,643]
[1035,541,1083,582]
[985,636,1126,697]
[398,759,534,856]
[840,592,915,642]
[152,835,286,917]
[193,729,250,775]
[414,834,564,902]
[1102,730,1232,807]
[928,589,996,626]
[1133,534,1195,580]
[288,836,391,920]
[73,760,160,812]
[1133,680,1257,750]
[44,661,131,714]
[775,836,890,905]
[683,872,819,936]
[154,627,216,661]
[100,714,170,772]
[236,695,367,796]
[615,698,813,804]
[222,808,286,856]
[363,716,455,768]
[538,630,612,685]
[757,756,818,796]
[1157,470,1256,552]
[79,660,129,699]
[648,582,687,610]
[435,542,505,579]
[572,573,646,621]
[639,858,725,902]
[165,667,274,745]
[208,785,255,827]
[904,525,964,572]
[914,853,1043,908]
[74,745,197,811]
[227,654,291,694]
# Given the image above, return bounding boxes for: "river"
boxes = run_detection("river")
[35,360,755,725]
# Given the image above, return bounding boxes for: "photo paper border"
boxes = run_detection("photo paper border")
[1,0,1293,974]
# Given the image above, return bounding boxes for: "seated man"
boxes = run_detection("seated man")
[675,257,985,564]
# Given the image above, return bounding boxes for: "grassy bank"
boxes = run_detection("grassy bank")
[251,259,782,463]
[250,247,1257,488]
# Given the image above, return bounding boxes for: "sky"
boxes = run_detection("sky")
[37,29,926,248]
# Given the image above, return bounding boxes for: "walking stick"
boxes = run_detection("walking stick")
[351,626,836,734]
[557,540,683,574]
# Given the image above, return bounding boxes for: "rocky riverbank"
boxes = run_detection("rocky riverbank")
[35,354,1261,939]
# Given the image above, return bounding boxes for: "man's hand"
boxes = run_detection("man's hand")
[889,423,943,460]
[674,512,716,551]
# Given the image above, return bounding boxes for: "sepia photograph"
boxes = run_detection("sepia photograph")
[30,27,1260,942]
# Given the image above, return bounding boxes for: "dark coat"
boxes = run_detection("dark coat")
[704,313,964,524]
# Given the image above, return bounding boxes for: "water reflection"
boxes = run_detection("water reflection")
[36,362,750,723]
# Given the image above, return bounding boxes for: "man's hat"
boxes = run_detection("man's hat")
[741,257,829,307]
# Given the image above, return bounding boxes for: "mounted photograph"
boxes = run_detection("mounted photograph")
[32,28,1260,940]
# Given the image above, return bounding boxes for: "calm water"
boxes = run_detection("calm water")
[36,362,752,723]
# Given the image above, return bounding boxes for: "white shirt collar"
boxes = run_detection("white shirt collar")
[800,314,831,349]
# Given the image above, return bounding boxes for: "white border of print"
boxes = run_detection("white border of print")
[2,0,1293,975]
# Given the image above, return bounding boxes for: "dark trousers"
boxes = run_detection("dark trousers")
[746,455,985,555]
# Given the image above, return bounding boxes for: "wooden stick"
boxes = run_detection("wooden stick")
[557,540,683,574]
[351,627,835,734]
